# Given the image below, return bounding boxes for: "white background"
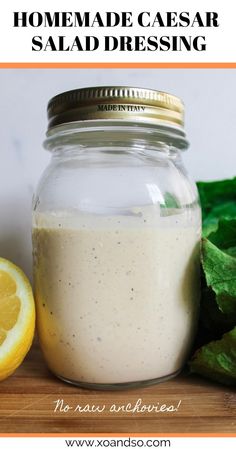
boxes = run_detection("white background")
[0,68,236,278]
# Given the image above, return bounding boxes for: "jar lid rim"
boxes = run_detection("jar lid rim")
[47,86,185,132]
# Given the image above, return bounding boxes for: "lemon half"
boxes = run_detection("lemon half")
[0,258,35,381]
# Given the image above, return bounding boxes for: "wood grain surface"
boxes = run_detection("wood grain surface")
[0,343,235,434]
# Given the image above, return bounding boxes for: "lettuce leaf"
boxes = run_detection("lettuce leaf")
[190,327,236,386]
[197,279,235,343]
[201,236,236,316]
[208,218,236,257]
[189,180,236,386]
[197,178,236,236]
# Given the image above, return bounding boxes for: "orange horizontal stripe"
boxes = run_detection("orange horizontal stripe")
[0,433,236,437]
[0,62,236,69]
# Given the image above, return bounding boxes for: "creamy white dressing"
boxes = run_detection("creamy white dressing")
[32,206,200,385]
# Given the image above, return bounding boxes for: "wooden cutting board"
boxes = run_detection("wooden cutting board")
[0,343,235,434]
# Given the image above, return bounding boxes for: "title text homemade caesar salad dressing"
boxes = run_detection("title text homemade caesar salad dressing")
[32,86,201,389]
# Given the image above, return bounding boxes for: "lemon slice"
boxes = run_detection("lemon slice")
[0,258,35,381]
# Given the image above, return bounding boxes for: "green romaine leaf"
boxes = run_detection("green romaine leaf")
[191,179,236,386]
[190,327,236,386]
[197,178,236,236]
[208,218,236,256]
[197,279,235,343]
[201,237,236,316]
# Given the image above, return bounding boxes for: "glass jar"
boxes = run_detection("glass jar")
[32,86,201,390]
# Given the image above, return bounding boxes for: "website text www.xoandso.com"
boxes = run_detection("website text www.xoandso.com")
[65,438,171,448]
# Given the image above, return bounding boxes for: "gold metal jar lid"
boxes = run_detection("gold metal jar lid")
[47,86,185,132]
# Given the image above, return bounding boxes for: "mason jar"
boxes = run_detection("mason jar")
[32,86,201,390]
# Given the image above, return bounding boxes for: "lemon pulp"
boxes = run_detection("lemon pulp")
[0,258,35,381]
